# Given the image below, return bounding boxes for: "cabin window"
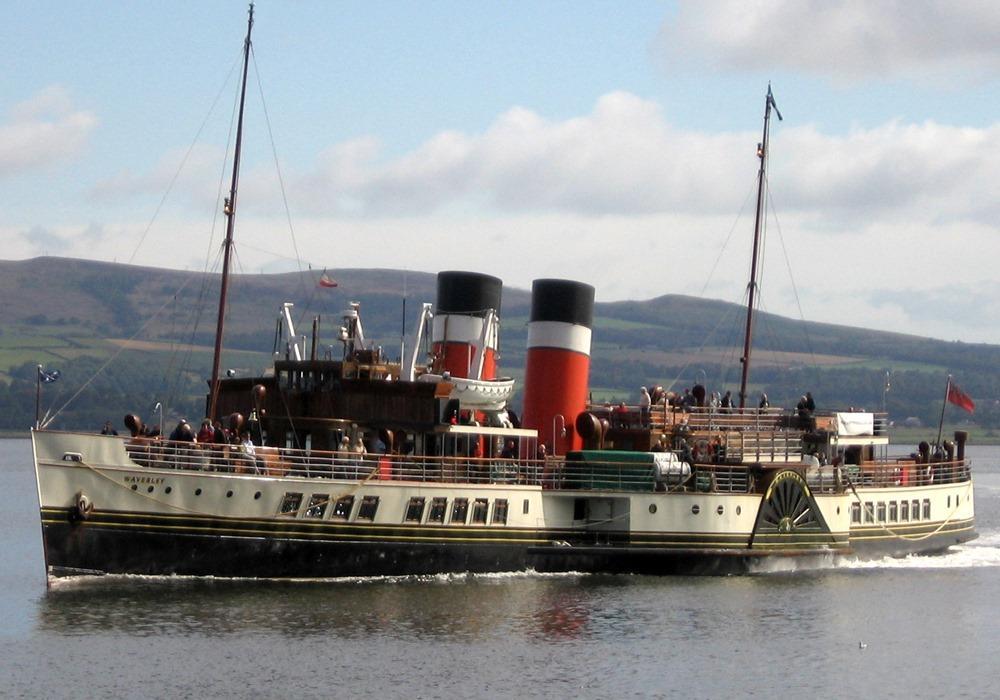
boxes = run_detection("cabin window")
[357,495,380,521]
[947,495,951,509]
[876,502,886,523]
[888,501,898,523]
[428,497,447,523]
[492,499,509,525]
[471,498,489,524]
[922,499,931,520]
[864,502,874,523]
[280,492,303,516]
[451,498,469,524]
[332,495,355,520]
[404,497,426,523]
[305,494,328,519]
[523,499,530,515]
[850,502,861,524]
[900,500,909,521]
[912,500,920,520]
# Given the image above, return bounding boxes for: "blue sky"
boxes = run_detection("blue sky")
[4,1,1000,342]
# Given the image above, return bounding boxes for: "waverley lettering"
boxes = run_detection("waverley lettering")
[124,475,164,485]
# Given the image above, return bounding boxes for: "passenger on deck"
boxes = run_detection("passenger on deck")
[709,391,721,409]
[692,384,706,407]
[639,387,651,427]
[681,389,695,411]
[196,418,215,443]
[759,393,769,409]
[650,385,665,406]
[614,402,630,429]
[805,392,816,413]
[679,438,693,465]
[100,421,118,436]
[240,430,264,474]
[720,391,734,413]
[353,436,368,458]
[796,396,811,428]
[169,420,195,442]
[501,439,517,459]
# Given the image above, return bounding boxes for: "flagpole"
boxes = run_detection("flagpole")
[935,375,951,447]
[35,364,42,429]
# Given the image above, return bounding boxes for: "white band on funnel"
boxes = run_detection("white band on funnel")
[526,321,592,355]
[432,314,486,345]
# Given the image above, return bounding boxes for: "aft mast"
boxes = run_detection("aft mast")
[209,3,255,420]
[738,85,782,409]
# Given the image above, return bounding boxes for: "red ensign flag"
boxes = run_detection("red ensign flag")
[947,382,975,413]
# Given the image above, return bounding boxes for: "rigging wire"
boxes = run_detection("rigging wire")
[767,184,818,363]
[250,46,306,287]
[696,179,758,298]
[161,58,244,417]
[663,176,757,391]
[42,273,202,427]
[126,57,241,265]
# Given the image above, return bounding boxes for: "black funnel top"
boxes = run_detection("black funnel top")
[436,271,503,314]
[529,279,595,327]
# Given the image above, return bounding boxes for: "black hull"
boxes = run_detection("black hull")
[41,508,978,579]
[42,519,530,579]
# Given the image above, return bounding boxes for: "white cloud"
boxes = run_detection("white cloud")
[91,142,225,214]
[93,90,1000,234]
[0,86,97,178]
[291,92,750,218]
[276,92,1000,239]
[661,0,1000,83]
[15,89,1000,343]
[776,121,1000,225]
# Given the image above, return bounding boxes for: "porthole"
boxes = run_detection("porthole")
[649,504,657,514]
[691,505,700,515]
[254,491,262,500]
[736,505,741,516]
[165,486,172,494]
[131,484,138,491]
[226,490,234,498]
[147,485,154,493]
[195,488,202,496]
[716,505,724,515]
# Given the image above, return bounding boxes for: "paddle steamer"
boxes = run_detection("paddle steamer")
[30,6,976,580]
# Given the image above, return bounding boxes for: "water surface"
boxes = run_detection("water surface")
[3,439,998,698]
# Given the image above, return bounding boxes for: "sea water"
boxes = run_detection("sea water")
[1,438,998,698]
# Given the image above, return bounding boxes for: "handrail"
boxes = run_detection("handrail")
[587,402,891,435]
[118,437,971,495]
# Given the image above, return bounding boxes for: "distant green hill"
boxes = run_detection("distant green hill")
[1,256,994,433]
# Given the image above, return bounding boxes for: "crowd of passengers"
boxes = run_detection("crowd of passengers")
[602,383,817,430]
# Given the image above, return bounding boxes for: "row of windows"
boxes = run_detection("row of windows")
[280,492,518,526]
[851,498,931,525]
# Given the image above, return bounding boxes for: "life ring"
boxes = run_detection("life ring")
[74,492,94,521]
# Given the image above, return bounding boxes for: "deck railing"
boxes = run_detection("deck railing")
[591,403,890,436]
[119,437,970,495]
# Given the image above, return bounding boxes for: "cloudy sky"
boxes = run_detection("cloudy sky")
[4,1,1000,342]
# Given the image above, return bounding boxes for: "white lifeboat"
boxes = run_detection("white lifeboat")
[417,373,515,410]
